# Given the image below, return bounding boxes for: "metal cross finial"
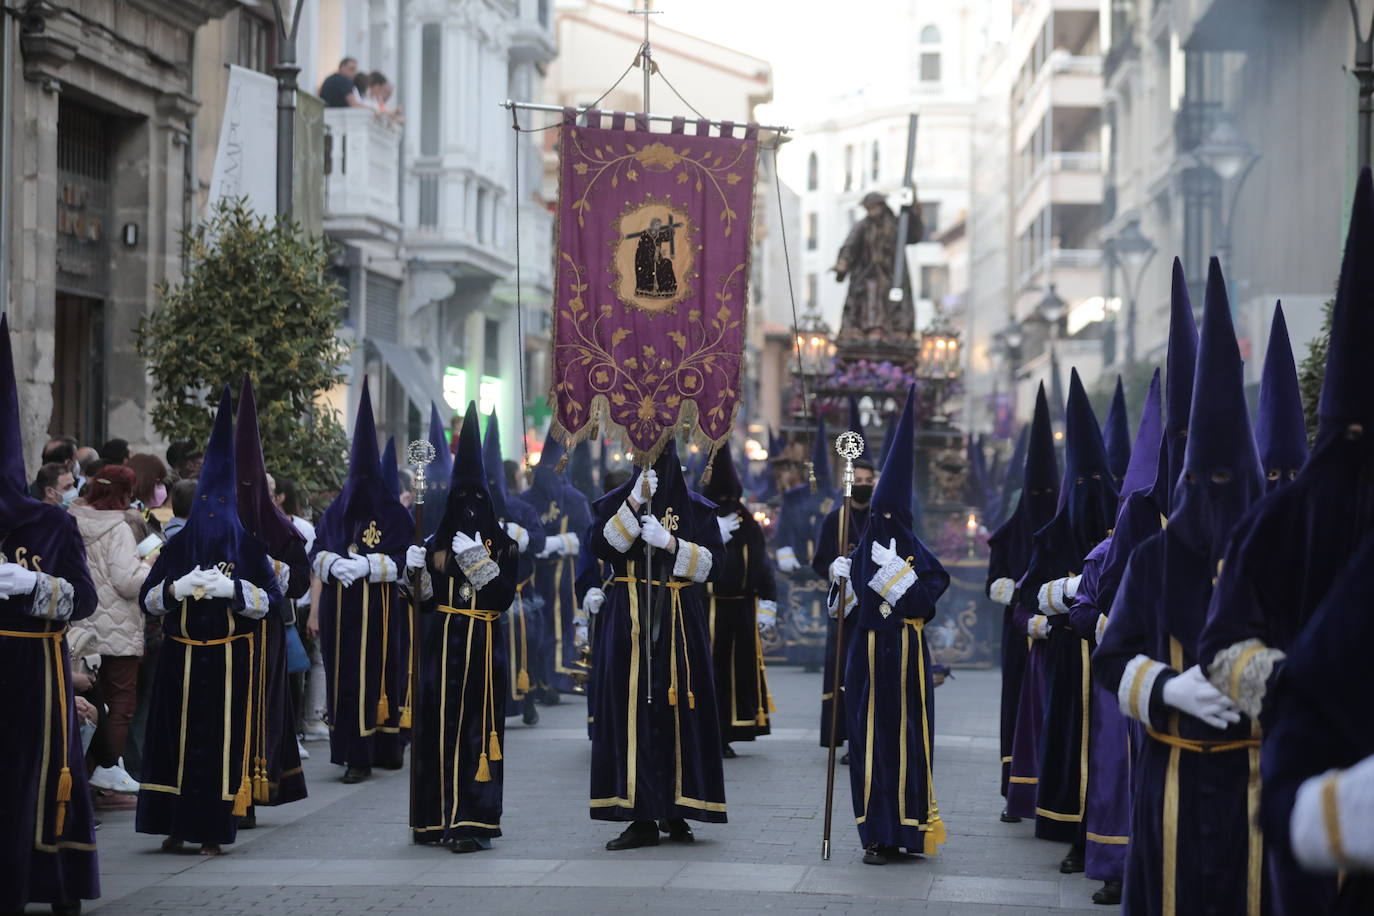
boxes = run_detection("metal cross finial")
[407,439,437,506]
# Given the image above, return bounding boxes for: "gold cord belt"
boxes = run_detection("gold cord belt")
[613,576,689,589]
[1146,727,1259,754]
[168,632,252,647]
[438,605,502,621]
[437,602,502,780]
[1,626,75,833]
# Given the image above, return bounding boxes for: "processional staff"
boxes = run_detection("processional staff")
[822,429,865,861]
[405,438,435,834]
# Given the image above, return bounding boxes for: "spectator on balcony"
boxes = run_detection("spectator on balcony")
[320,57,367,109]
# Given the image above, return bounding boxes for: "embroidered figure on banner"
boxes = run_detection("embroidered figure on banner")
[615,199,694,313]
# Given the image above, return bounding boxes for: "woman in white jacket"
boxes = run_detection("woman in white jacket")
[69,465,151,782]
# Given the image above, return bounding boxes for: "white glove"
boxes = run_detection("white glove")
[757,599,778,632]
[1065,574,1082,600]
[451,531,483,557]
[870,537,899,568]
[583,587,605,616]
[170,567,213,600]
[331,553,371,587]
[640,514,672,549]
[988,577,1016,605]
[829,556,851,582]
[628,468,659,508]
[504,522,529,552]
[406,545,427,570]
[717,513,741,543]
[201,567,236,600]
[535,537,564,559]
[1161,665,1242,729]
[574,618,589,646]
[776,547,801,573]
[0,562,39,598]
[1291,754,1374,872]
[1028,614,1050,640]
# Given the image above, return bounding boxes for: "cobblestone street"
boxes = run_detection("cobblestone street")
[74,666,1110,914]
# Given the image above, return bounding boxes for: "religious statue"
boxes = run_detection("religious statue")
[832,191,920,341]
[628,215,680,299]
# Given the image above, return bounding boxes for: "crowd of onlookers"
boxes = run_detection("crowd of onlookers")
[318,56,403,127]
[33,436,329,818]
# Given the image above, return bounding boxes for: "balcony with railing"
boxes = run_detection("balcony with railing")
[1014,150,1104,233]
[323,108,402,241]
[1014,49,1104,122]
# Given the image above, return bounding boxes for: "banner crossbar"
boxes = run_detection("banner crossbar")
[500,99,791,137]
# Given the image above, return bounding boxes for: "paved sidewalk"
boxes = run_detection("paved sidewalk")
[66,666,1110,915]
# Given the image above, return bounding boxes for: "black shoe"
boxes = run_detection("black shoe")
[1092,880,1122,905]
[237,808,257,830]
[523,703,540,726]
[1060,845,1085,874]
[448,837,483,854]
[721,744,737,759]
[52,904,81,916]
[863,844,888,865]
[840,752,850,765]
[656,818,694,843]
[541,688,562,706]
[342,765,372,784]
[1000,809,1021,824]
[375,755,404,771]
[606,821,660,850]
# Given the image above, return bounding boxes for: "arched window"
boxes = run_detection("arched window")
[807,151,819,191]
[919,24,942,83]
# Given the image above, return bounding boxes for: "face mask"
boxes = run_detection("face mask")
[150,483,168,508]
[851,484,874,504]
[60,488,79,508]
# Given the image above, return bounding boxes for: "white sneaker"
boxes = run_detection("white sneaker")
[302,720,329,741]
[90,760,140,793]
[296,736,310,760]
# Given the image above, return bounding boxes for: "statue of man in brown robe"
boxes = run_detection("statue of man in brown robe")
[833,191,920,341]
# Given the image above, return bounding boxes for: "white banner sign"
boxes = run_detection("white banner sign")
[206,65,278,217]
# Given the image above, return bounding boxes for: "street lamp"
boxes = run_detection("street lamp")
[1107,219,1156,366]
[1193,114,1260,278]
[919,329,961,379]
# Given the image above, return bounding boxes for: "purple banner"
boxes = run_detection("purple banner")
[551,114,757,461]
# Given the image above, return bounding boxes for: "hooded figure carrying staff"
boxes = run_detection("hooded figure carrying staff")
[409,401,519,853]
[587,441,725,851]
[828,384,950,866]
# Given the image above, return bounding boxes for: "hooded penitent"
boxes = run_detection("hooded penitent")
[1065,367,1164,885]
[570,439,597,503]
[136,386,282,847]
[701,446,777,743]
[774,416,835,672]
[528,427,592,695]
[412,400,518,846]
[987,383,1059,799]
[587,439,727,825]
[381,437,401,500]
[1147,260,1199,514]
[0,313,99,911]
[233,375,308,807]
[1198,167,1374,916]
[838,384,950,854]
[1102,376,1132,486]
[993,423,1031,529]
[309,379,413,771]
[1016,368,1117,841]
[1095,257,1268,916]
[1255,303,1308,493]
[482,409,546,711]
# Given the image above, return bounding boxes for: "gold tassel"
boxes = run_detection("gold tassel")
[488,730,502,762]
[399,707,412,729]
[923,814,947,855]
[233,779,251,817]
[376,692,390,723]
[555,453,569,473]
[667,685,678,706]
[55,766,72,834]
[687,691,696,709]
[768,694,777,713]
[517,669,530,693]
[254,759,270,803]
[475,753,491,782]
[756,708,767,727]
[808,460,817,494]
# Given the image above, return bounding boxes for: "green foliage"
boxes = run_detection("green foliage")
[136,200,351,511]
[1298,299,1333,448]
[1087,358,1162,433]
